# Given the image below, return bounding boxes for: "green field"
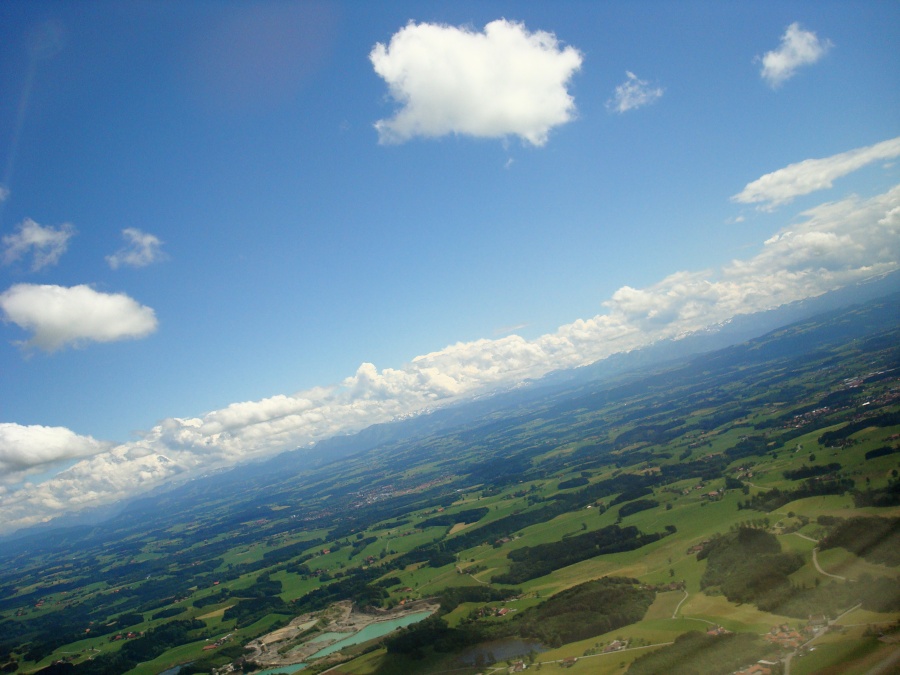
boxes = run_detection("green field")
[2,297,899,675]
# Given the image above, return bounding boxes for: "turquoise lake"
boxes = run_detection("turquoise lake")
[306,610,434,659]
[308,630,352,643]
[250,609,433,674]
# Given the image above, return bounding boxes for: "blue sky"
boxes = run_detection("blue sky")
[0,2,898,532]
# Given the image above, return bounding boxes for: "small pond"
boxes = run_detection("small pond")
[159,665,191,675]
[308,630,352,644]
[456,637,545,666]
[251,666,306,675]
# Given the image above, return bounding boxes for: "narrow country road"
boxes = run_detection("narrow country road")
[791,532,817,543]
[672,589,689,619]
[784,602,862,675]
[790,532,847,580]
[811,546,847,580]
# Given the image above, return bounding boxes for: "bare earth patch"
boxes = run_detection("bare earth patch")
[448,522,472,535]
[198,605,233,620]
[242,599,439,671]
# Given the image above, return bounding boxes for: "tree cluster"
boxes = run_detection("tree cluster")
[493,525,664,585]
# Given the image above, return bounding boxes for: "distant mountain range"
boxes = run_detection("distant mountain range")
[3,270,898,545]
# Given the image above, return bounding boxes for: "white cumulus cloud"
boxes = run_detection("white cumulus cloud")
[2,218,74,271]
[759,22,832,88]
[106,228,166,269]
[0,283,158,351]
[0,423,110,480]
[733,136,900,209]
[606,71,663,113]
[370,19,583,146]
[0,447,184,529]
[1,158,899,531]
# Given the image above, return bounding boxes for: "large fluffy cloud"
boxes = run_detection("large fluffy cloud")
[106,228,166,269]
[758,22,832,88]
[733,136,900,209]
[370,19,582,145]
[606,71,663,113]
[0,423,109,478]
[2,218,74,271]
[2,154,899,531]
[0,448,183,527]
[0,284,158,351]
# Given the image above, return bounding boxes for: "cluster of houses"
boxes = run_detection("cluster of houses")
[109,631,141,642]
[764,621,820,648]
[734,662,778,675]
[686,540,710,555]
[350,477,448,509]
[493,534,522,547]
[298,508,337,523]
[784,406,831,429]
[471,605,512,619]
[764,624,804,648]
[202,633,233,651]
[503,641,626,671]
[706,625,731,637]
[678,483,725,501]
[681,483,707,495]
[642,581,686,592]
[733,619,830,673]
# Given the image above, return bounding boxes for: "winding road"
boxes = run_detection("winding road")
[790,532,848,580]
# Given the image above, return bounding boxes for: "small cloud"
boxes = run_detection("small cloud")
[2,178,899,530]
[493,322,528,336]
[370,19,583,146]
[732,136,900,209]
[759,22,832,88]
[106,228,166,269]
[606,71,663,113]
[5,171,900,531]
[0,185,9,202]
[0,283,158,352]
[2,218,74,271]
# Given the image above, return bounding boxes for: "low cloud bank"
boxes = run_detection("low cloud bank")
[2,156,899,532]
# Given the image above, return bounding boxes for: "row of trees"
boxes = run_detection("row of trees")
[493,525,665,585]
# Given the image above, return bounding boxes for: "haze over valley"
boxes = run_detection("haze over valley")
[0,4,898,674]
